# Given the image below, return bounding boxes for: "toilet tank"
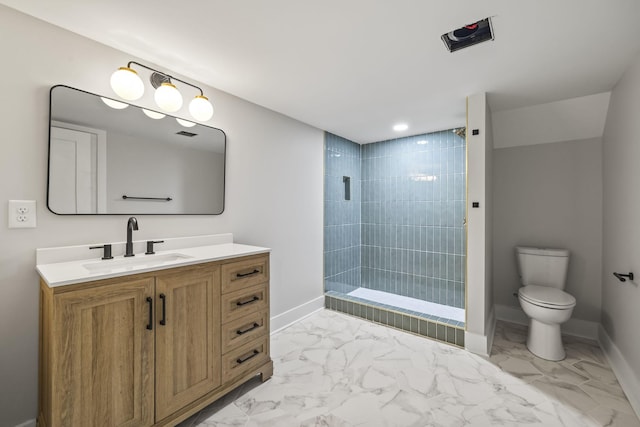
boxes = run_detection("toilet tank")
[516,246,570,289]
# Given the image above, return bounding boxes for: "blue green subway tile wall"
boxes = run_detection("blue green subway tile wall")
[324,129,466,309]
[324,133,361,294]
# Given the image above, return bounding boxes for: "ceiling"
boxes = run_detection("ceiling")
[3,0,640,143]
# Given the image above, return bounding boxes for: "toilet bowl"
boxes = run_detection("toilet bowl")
[515,247,576,361]
[518,285,576,360]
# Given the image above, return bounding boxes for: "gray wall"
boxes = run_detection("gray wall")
[602,51,640,395]
[107,132,225,213]
[484,106,494,327]
[0,6,324,426]
[492,137,603,322]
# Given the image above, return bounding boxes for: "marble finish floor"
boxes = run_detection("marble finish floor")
[178,310,639,426]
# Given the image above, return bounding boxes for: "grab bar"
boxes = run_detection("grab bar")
[122,195,172,201]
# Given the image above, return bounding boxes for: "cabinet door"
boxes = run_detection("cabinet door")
[155,266,221,421]
[53,277,155,427]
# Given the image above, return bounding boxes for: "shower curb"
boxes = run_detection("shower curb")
[325,293,465,347]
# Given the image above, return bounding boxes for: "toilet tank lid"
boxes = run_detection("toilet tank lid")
[516,246,570,257]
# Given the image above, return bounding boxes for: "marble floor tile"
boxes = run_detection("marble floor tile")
[530,376,598,413]
[177,312,638,427]
[579,379,637,415]
[528,358,589,385]
[587,406,640,427]
[570,360,619,386]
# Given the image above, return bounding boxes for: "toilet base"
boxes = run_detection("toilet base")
[526,318,565,361]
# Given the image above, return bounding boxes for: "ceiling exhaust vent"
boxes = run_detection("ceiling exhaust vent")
[176,131,197,137]
[442,17,494,53]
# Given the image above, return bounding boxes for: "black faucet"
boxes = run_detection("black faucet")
[125,217,139,257]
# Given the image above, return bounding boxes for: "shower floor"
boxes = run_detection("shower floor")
[347,288,465,324]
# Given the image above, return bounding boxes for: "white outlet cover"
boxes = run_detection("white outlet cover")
[8,200,37,228]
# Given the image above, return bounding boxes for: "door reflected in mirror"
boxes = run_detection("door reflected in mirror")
[48,85,226,215]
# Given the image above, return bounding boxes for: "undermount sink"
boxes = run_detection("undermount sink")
[83,253,193,274]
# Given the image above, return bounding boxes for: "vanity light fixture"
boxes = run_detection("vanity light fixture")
[176,118,196,128]
[155,82,182,112]
[110,67,144,100]
[110,61,214,121]
[100,97,129,109]
[142,109,166,120]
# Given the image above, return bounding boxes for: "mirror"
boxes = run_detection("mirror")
[48,85,225,215]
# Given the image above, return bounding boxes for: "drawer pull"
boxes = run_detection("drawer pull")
[236,349,260,364]
[159,293,167,326]
[236,296,259,306]
[236,269,260,278]
[236,322,260,335]
[146,297,153,330]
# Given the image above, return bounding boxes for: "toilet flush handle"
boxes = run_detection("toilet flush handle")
[613,272,634,282]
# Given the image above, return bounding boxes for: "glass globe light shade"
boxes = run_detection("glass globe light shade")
[176,118,196,128]
[188,95,214,121]
[110,67,144,101]
[142,109,166,120]
[154,82,182,112]
[100,97,129,109]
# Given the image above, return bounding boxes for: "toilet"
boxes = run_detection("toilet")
[516,246,576,361]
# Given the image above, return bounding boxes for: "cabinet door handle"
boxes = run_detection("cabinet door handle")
[236,269,260,278]
[159,293,166,325]
[146,297,153,330]
[236,349,259,364]
[236,322,260,335]
[236,296,259,306]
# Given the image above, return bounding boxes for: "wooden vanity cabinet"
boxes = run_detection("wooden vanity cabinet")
[38,253,272,427]
[39,275,156,427]
[154,265,221,421]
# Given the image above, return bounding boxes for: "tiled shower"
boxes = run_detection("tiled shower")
[324,130,467,346]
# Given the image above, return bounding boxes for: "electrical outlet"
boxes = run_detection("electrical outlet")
[8,200,37,228]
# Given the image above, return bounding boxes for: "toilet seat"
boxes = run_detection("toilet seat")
[519,285,576,309]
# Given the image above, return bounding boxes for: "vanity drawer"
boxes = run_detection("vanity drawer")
[222,310,269,353]
[221,283,268,322]
[221,335,269,384]
[221,255,269,294]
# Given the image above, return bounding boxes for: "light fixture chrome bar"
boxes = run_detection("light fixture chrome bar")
[127,61,204,96]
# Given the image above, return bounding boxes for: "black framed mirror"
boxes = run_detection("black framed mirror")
[48,85,225,215]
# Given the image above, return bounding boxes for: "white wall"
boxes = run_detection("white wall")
[601,51,640,413]
[492,138,603,323]
[0,6,324,427]
[465,92,495,355]
[492,92,611,149]
[106,132,225,213]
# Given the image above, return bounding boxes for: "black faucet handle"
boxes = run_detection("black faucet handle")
[90,244,113,260]
[145,240,165,255]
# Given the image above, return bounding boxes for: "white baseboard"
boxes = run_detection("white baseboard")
[465,330,490,356]
[14,419,36,427]
[598,325,640,419]
[486,306,496,354]
[465,306,496,357]
[270,295,325,334]
[494,304,598,340]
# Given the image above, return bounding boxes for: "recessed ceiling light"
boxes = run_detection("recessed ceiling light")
[393,123,408,132]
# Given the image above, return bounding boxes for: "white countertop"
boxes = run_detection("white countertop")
[36,234,270,287]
